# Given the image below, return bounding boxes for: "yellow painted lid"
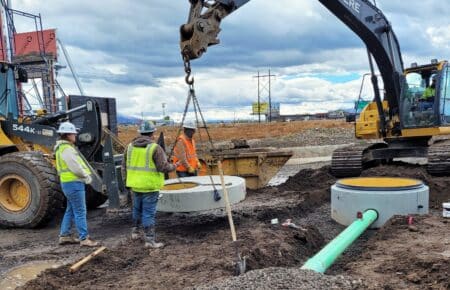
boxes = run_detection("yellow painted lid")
[162,182,198,191]
[336,177,423,191]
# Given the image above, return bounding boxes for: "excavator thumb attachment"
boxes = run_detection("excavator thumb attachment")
[180,0,221,60]
[180,0,249,60]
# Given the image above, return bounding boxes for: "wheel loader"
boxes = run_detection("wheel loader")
[0,4,126,228]
[179,0,450,177]
[0,76,126,227]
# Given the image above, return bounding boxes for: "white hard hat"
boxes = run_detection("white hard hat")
[57,122,78,134]
[183,121,197,130]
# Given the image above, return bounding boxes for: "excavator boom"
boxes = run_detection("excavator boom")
[180,0,404,113]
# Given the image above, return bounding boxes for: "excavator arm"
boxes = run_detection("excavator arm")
[180,0,405,115]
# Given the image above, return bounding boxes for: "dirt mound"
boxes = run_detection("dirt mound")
[18,164,450,290]
[22,201,327,290]
[277,162,449,208]
[338,214,450,289]
[375,251,449,288]
[362,162,450,208]
[278,166,336,192]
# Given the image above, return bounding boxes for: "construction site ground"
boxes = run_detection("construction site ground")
[1,120,449,289]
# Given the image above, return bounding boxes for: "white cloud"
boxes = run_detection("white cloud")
[10,0,450,121]
[427,25,450,49]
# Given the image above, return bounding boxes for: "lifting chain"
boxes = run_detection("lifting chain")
[169,51,215,159]
[182,50,195,86]
[171,50,219,200]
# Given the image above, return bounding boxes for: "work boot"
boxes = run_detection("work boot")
[58,236,79,245]
[131,227,141,240]
[80,237,100,247]
[144,226,164,249]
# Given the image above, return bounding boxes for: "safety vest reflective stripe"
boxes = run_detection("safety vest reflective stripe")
[125,143,164,192]
[126,144,158,172]
[173,134,198,172]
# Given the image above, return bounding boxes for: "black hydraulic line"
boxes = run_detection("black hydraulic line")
[367,50,386,137]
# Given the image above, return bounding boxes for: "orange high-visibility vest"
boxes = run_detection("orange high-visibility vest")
[173,134,198,172]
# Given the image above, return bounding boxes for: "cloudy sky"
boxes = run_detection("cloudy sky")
[12,0,450,121]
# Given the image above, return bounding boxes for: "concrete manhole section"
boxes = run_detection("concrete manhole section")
[158,175,246,212]
[331,177,429,228]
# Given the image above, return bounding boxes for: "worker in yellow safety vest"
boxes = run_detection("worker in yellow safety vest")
[173,121,202,177]
[419,75,437,111]
[55,121,99,247]
[122,121,177,248]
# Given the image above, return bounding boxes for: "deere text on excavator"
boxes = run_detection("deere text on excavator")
[179,0,450,177]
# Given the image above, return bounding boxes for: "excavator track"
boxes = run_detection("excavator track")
[331,144,369,177]
[427,142,450,176]
[331,143,386,177]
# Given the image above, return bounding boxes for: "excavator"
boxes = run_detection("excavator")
[179,0,450,177]
[0,4,125,228]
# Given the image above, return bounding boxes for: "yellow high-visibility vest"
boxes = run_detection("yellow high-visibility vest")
[55,143,91,183]
[126,143,164,192]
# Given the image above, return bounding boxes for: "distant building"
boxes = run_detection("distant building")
[327,110,346,119]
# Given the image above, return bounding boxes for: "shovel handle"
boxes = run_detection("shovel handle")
[218,161,237,242]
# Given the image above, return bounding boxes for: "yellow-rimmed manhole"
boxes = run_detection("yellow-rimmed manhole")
[337,177,423,190]
[332,176,429,229]
[0,175,32,212]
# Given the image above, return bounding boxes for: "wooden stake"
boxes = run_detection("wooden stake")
[69,246,107,273]
[218,161,237,242]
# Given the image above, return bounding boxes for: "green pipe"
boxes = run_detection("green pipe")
[301,209,378,273]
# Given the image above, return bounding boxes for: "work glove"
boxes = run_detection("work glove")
[197,160,202,170]
[83,175,93,185]
[187,166,196,174]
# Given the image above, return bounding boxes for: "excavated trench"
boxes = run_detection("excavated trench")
[12,163,450,289]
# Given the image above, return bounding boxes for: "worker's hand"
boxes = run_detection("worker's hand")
[197,160,202,170]
[174,161,181,168]
[187,166,196,174]
[83,175,93,185]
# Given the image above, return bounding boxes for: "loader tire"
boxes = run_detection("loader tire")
[85,187,108,209]
[0,152,64,228]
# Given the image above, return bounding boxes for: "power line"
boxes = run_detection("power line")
[253,69,276,122]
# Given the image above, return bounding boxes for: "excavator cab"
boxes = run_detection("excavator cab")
[400,60,449,128]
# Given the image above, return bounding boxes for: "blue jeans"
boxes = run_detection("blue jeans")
[419,101,433,111]
[133,192,159,228]
[60,181,89,240]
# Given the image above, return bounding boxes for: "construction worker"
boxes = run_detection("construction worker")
[419,75,437,111]
[55,121,99,247]
[173,121,202,177]
[122,121,177,248]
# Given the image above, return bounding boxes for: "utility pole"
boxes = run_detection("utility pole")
[257,71,260,123]
[253,69,276,122]
[268,69,272,122]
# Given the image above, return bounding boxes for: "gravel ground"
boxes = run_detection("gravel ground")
[248,127,357,148]
[194,268,368,290]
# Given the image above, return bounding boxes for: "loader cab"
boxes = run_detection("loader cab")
[400,60,449,128]
[0,63,19,119]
